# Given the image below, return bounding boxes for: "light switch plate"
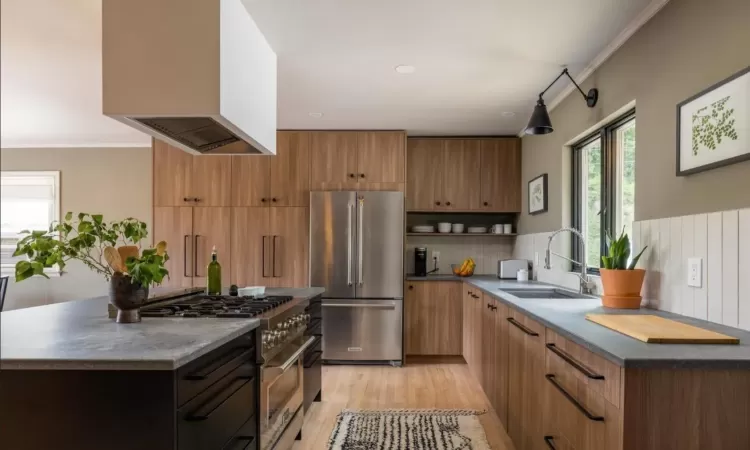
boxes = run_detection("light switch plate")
[687,257,702,287]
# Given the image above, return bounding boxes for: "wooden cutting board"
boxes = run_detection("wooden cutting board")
[585,314,740,344]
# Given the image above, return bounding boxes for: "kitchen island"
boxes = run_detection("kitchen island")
[0,287,324,450]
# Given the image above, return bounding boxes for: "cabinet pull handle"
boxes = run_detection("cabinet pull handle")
[261,198,267,203]
[193,235,201,277]
[262,236,268,278]
[184,235,191,277]
[472,294,480,299]
[226,436,255,450]
[359,173,365,178]
[446,201,451,206]
[435,201,441,206]
[506,317,539,336]
[408,285,414,290]
[185,376,254,421]
[183,197,190,202]
[545,374,605,422]
[271,197,278,203]
[483,201,489,206]
[185,347,253,380]
[543,436,557,449]
[487,303,492,309]
[349,173,356,178]
[468,290,473,295]
[272,235,281,277]
[546,343,604,380]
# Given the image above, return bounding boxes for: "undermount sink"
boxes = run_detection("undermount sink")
[500,288,595,300]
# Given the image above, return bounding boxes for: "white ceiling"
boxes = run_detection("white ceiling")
[1,0,654,147]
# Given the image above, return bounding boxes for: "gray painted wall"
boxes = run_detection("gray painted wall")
[519,0,750,234]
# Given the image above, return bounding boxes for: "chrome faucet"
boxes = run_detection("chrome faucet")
[544,227,596,295]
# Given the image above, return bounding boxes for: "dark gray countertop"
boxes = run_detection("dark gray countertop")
[0,287,324,371]
[458,276,750,369]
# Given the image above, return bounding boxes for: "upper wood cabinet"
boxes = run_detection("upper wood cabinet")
[407,139,443,210]
[405,281,462,356]
[232,131,311,207]
[310,132,359,186]
[310,131,406,190]
[153,140,232,207]
[441,140,481,211]
[357,132,405,183]
[406,137,521,212]
[479,139,522,212]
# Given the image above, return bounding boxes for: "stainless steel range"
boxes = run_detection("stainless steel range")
[138,292,318,450]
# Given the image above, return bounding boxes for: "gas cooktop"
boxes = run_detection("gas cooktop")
[139,295,294,318]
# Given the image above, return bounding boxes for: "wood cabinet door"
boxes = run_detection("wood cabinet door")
[230,207,270,287]
[507,308,526,448]
[522,313,547,450]
[231,155,270,207]
[462,284,474,368]
[357,131,406,183]
[270,132,311,207]
[405,281,462,355]
[441,140,481,211]
[191,155,232,206]
[268,207,309,288]
[481,294,497,403]
[153,207,194,288]
[153,140,193,207]
[479,139,522,212]
[192,207,231,288]
[309,132,358,186]
[494,300,510,427]
[406,139,443,210]
[471,288,484,380]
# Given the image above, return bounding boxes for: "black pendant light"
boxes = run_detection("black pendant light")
[525,68,599,135]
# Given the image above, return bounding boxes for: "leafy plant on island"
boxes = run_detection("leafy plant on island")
[601,228,647,270]
[13,212,169,287]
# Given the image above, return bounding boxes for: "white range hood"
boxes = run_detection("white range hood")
[102,0,276,155]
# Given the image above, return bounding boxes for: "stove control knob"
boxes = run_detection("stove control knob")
[278,330,288,341]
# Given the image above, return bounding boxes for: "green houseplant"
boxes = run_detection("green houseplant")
[13,212,169,322]
[600,229,647,309]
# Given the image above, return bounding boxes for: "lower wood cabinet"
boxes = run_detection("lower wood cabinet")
[405,281,462,356]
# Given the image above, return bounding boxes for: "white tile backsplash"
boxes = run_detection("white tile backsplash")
[405,236,513,275]
[514,207,750,332]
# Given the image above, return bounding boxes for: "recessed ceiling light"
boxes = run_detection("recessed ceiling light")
[394,65,416,74]
[308,112,324,118]
[501,111,516,117]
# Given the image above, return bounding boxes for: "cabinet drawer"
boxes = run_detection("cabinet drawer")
[177,333,256,406]
[544,363,621,450]
[221,415,257,450]
[178,362,257,450]
[545,329,621,408]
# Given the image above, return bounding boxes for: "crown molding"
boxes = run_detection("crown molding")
[517,0,671,137]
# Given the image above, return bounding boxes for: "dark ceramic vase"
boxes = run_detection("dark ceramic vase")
[109,272,149,323]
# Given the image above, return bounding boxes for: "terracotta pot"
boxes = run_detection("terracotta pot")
[599,268,645,309]
[109,272,149,323]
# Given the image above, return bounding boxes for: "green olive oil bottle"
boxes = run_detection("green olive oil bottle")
[207,245,222,295]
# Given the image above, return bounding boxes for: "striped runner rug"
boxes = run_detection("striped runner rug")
[327,409,491,450]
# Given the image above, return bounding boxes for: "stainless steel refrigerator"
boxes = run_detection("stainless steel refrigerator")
[310,191,404,364]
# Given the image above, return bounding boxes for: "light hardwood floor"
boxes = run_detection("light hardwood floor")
[294,359,516,449]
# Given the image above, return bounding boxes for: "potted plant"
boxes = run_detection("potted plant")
[13,212,169,323]
[600,229,648,309]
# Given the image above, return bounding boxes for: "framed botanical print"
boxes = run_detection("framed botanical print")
[528,173,548,215]
[677,66,750,176]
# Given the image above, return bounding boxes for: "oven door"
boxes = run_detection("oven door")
[260,335,316,450]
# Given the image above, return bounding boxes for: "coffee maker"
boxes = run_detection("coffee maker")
[414,247,428,277]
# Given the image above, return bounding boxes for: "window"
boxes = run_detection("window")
[571,111,635,273]
[1,171,60,273]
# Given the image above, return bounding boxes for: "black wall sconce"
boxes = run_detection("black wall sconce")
[525,68,599,135]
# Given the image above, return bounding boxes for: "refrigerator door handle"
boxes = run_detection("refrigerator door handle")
[357,197,364,286]
[347,203,353,286]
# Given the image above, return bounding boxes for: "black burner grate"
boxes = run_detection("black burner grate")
[140,295,294,318]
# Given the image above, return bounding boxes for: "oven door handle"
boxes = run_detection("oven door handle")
[279,336,317,372]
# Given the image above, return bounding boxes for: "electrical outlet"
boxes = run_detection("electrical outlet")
[432,251,440,265]
[687,257,702,287]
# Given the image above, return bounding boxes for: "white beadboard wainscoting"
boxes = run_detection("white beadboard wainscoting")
[513,207,750,332]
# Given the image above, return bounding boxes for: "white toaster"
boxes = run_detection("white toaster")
[497,259,529,279]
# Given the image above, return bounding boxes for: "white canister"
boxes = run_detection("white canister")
[503,224,513,234]
[517,268,529,282]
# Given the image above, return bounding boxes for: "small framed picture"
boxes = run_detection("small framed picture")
[528,173,548,215]
[677,66,750,176]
